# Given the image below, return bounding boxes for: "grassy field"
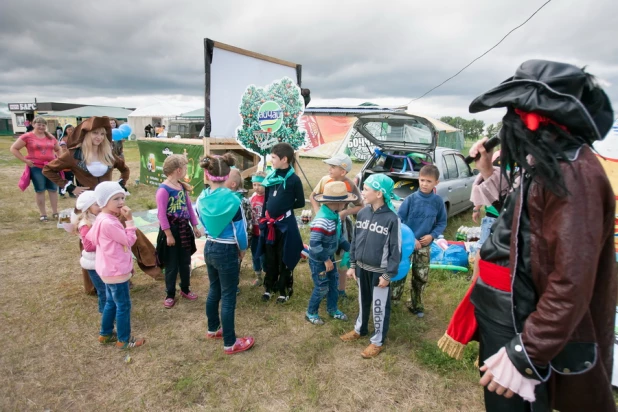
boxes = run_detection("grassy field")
[0,137,484,411]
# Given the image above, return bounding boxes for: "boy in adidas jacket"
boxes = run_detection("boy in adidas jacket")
[340,174,401,359]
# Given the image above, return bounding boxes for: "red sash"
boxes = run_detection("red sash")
[437,259,511,360]
[259,211,288,242]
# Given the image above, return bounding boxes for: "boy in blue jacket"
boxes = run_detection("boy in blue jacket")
[394,164,447,318]
[305,181,357,325]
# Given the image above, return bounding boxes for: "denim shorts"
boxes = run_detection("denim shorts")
[30,166,58,192]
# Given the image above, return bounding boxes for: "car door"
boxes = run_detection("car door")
[441,153,463,213]
[453,153,475,212]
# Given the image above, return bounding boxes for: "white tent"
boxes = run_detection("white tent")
[128,102,200,138]
[0,103,12,119]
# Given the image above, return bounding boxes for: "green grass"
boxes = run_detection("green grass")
[0,136,23,167]
[0,136,485,411]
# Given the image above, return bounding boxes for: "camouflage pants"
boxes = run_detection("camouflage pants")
[390,265,409,301]
[390,245,430,312]
[410,245,430,312]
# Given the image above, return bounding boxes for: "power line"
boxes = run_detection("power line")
[408,0,553,103]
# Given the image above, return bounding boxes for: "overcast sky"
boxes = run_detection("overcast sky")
[1,0,616,127]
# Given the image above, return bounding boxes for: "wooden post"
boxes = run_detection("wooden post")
[202,137,261,180]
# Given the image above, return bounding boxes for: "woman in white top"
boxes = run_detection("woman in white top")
[43,117,162,293]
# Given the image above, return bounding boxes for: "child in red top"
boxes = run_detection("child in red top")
[70,191,107,314]
[249,172,266,286]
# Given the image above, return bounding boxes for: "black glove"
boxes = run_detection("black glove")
[63,182,76,195]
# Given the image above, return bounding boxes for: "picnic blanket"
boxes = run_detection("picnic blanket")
[132,209,206,271]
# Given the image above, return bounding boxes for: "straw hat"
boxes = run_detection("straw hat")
[314,181,358,203]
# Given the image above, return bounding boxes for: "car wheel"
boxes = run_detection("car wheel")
[444,202,450,218]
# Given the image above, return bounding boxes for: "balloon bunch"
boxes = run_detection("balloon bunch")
[112,123,132,141]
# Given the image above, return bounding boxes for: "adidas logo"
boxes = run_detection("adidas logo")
[356,220,389,235]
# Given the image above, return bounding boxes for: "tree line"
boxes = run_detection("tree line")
[439,116,502,140]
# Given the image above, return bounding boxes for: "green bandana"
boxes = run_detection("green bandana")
[363,174,400,212]
[261,166,295,189]
[251,175,265,183]
[485,205,499,217]
[313,204,341,240]
[196,187,241,238]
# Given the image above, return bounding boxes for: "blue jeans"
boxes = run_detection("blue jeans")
[204,241,239,347]
[30,166,57,192]
[100,281,131,343]
[307,259,339,315]
[479,216,497,245]
[250,236,265,272]
[87,269,107,314]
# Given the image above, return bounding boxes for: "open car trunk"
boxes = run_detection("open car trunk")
[359,149,430,208]
[353,112,438,152]
[354,111,441,208]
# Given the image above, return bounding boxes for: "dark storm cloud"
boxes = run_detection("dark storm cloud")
[0,0,616,120]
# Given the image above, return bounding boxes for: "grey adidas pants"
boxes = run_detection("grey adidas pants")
[353,268,391,346]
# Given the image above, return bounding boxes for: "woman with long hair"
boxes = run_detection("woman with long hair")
[44,116,162,294]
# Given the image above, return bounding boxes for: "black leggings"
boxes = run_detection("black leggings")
[263,230,293,297]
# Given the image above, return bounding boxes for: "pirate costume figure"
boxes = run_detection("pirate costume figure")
[438,60,616,411]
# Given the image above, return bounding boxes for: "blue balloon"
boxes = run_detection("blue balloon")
[390,224,415,281]
[111,128,124,141]
[118,123,132,138]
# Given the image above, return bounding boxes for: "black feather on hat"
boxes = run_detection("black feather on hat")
[469,60,614,143]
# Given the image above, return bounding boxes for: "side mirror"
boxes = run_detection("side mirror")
[473,169,480,176]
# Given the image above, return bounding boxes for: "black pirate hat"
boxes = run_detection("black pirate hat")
[469,59,614,143]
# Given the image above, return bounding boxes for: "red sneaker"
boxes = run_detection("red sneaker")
[206,328,223,339]
[180,291,198,300]
[163,297,176,309]
[224,336,255,355]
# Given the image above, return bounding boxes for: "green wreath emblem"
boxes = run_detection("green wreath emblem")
[236,77,307,157]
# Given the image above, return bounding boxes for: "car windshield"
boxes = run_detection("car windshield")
[361,119,433,146]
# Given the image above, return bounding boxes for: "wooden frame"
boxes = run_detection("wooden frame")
[203,137,260,180]
[203,38,302,138]
[212,41,297,68]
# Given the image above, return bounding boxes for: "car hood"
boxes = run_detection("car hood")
[352,111,438,151]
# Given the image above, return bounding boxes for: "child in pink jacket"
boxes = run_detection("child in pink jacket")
[87,181,145,350]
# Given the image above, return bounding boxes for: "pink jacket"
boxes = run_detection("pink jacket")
[470,166,519,207]
[86,213,137,284]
